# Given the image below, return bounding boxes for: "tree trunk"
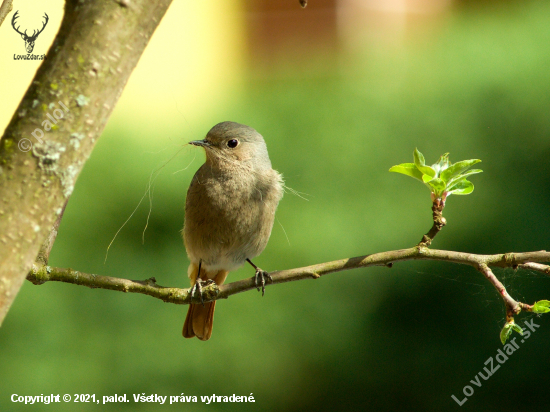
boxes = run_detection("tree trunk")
[0,0,172,326]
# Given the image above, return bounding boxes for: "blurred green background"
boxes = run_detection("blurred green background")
[2,0,550,410]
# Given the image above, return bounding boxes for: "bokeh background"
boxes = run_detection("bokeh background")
[1,0,550,410]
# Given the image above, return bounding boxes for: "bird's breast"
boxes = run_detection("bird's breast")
[183,165,283,271]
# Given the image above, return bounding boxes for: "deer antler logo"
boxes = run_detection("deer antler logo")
[11,11,49,54]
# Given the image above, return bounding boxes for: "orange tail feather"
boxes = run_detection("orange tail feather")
[183,301,216,340]
[182,266,228,341]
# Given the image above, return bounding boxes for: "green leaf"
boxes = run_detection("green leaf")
[440,159,481,183]
[511,323,523,335]
[533,300,550,314]
[389,163,424,182]
[431,153,450,176]
[500,321,523,344]
[459,168,483,178]
[418,165,436,179]
[447,179,474,195]
[500,323,513,345]
[446,169,483,187]
[422,174,433,183]
[414,148,436,178]
[426,178,446,196]
[414,148,426,166]
[390,150,482,202]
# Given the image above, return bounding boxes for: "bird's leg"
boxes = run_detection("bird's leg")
[190,259,206,306]
[246,258,272,296]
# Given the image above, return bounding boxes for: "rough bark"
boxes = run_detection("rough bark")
[0,0,172,326]
[0,0,13,28]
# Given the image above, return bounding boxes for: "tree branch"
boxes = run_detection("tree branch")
[27,249,550,313]
[0,0,13,28]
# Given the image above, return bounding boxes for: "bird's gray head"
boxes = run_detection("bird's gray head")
[190,121,272,170]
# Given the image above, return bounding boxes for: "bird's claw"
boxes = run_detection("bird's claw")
[254,269,272,296]
[190,279,214,306]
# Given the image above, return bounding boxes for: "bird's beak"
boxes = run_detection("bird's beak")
[189,139,210,148]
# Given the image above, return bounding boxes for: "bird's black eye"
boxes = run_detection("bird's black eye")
[227,139,239,148]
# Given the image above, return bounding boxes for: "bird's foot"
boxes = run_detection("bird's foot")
[189,278,215,306]
[254,268,272,297]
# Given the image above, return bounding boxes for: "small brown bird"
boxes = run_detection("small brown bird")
[183,121,284,341]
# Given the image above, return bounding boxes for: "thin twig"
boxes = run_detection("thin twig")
[418,199,446,247]
[477,263,521,320]
[518,262,550,275]
[36,199,69,266]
